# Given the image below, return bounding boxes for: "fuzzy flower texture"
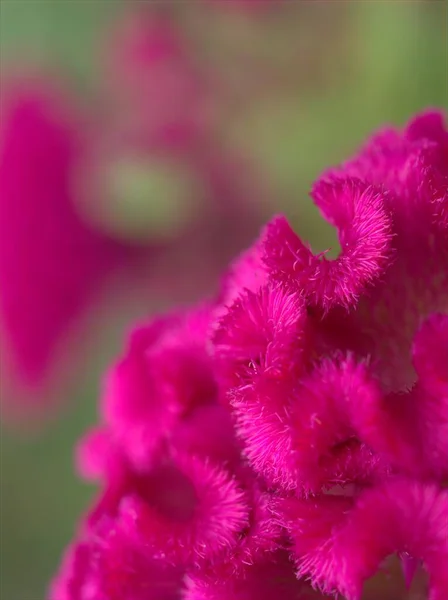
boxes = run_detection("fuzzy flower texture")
[52,111,448,600]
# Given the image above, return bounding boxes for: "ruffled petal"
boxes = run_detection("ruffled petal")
[184,554,310,600]
[213,283,307,389]
[411,314,448,479]
[263,177,393,311]
[50,526,184,600]
[346,314,448,481]
[289,356,388,491]
[218,233,268,310]
[282,479,448,600]
[102,309,216,469]
[120,454,249,567]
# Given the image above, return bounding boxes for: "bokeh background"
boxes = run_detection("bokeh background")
[1,1,446,599]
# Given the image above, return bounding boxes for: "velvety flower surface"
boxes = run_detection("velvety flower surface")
[52,110,447,600]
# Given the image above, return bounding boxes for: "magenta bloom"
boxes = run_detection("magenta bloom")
[0,80,153,413]
[103,10,211,154]
[52,110,447,600]
[0,13,265,414]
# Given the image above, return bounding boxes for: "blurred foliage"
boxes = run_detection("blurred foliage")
[89,157,204,243]
[0,1,121,87]
[0,1,446,599]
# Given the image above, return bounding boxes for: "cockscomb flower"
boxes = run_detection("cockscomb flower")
[51,520,185,600]
[52,109,447,600]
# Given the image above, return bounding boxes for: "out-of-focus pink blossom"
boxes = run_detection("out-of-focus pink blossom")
[103,10,212,154]
[0,10,267,415]
[52,110,448,600]
[0,81,154,414]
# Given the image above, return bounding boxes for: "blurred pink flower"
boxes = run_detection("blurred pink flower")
[0,80,155,415]
[0,11,267,415]
[102,9,212,154]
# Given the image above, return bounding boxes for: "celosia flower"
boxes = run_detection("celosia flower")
[51,520,185,600]
[52,109,447,600]
[184,553,312,600]
[277,479,448,600]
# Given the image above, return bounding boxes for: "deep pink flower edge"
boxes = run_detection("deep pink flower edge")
[51,110,448,600]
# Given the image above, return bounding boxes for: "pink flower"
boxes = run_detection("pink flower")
[103,10,211,154]
[52,109,448,600]
[184,553,313,600]
[118,454,250,567]
[51,522,184,600]
[278,479,448,600]
[0,80,152,414]
[263,178,394,312]
[1,11,266,415]
[101,307,217,470]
